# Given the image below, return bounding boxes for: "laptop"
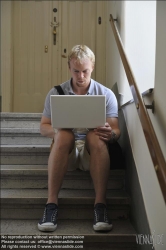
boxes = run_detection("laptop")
[50,95,106,129]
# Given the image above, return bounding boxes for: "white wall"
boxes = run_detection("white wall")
[124,1,156,104]
[106,1,166,248]
[106,1,156,105]
[147,1,166,155]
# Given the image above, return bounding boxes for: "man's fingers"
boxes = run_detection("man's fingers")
[94,122,112,132]
[105,122,110,127]
[95,127,111,132]
[95,131,109,139]
[99,136,109,142]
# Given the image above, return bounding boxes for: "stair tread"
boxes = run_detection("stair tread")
[1,112,42,118]
[1,189,129,201]
[1,219,136,237]
[1,128,40,133]
[1,165,124,172]
[1,145,50,148]
[1,165,49,170]
[1,165,125,177]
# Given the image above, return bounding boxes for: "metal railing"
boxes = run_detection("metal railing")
[109,14,166,202]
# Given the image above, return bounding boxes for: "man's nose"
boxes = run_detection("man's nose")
[78,72,84,78]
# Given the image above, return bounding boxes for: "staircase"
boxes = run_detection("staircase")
[0,113,138,250]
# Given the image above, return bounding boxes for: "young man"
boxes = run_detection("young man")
[38,45,120,232]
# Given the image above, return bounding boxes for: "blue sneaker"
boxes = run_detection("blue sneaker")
[38,203,58,232]
[93,203,113,231]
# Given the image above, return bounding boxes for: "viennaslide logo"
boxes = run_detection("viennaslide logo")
[136,230,164,249]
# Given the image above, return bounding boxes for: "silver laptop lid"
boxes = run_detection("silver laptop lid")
[50,95,106,129]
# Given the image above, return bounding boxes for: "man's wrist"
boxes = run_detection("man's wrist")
[109,130,117,143]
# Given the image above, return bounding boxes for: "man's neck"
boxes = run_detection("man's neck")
[73,87,89,95]
[71,79,91,95]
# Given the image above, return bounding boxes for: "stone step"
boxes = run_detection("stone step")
[1,219,137,250]
[1,112,42,128]
[1,165,125,190]
[1,128,51,145]
[0,145,126,171]
[0,145,50,165]
[1,189,130,220]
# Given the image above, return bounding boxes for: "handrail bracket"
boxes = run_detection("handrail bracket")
[145,100,155,114]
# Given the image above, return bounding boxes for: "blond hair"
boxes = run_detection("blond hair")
[68,45,95,66]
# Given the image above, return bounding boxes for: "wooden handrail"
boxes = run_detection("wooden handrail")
[109,14,166,202]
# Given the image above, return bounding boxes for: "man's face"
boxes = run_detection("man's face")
[69,58,94,88]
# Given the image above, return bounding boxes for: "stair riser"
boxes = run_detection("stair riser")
[1,121,40,129]
[1,136,51,145]
[1,121,40,128]
[1,146,50,164]
[1,178,124,190]
[1,155,49,165]
[1,113,41,128]
[1,206,129,220]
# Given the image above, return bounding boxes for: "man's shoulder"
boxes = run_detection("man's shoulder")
[60,80,71,90]
[47,87,57,96]
[91,79,113,95]
[47,80,71,96]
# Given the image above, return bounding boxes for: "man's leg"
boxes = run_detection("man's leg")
[38,129,75,232]
[85,130,110,205]
[85,130,112,231]
[47,129,75,204]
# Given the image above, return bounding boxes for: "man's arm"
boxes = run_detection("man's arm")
[40,116,55,139]
[94,117,120,143]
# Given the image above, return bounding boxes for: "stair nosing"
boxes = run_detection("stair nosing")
[1,189,130,205]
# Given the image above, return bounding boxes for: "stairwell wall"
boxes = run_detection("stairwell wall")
[106,1,166,249]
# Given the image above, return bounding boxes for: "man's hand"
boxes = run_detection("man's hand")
[94,122,118,143]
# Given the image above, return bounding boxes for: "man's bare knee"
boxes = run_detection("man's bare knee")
[53,129,75,153]
[86,130,107,153]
